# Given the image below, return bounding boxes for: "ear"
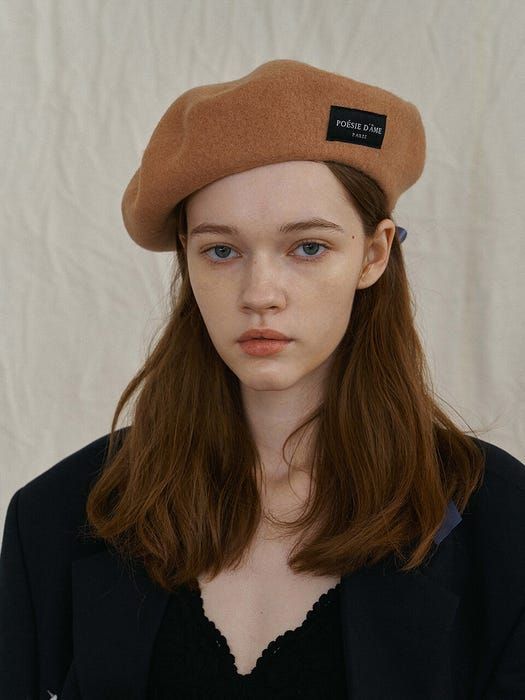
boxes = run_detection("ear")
[178,234,187,252]
[356,220,396,290]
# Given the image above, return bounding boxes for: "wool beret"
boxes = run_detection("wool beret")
[121,59,425,252]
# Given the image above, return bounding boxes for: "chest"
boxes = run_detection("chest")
[197,525,340,676]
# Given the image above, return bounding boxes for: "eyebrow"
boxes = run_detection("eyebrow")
[188,217,346,238]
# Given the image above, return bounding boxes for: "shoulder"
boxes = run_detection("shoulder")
[471,435,525,491]
[5,428,129,559]
[462,436,525,583]
[467,436,525,519]
[16,428,128,507]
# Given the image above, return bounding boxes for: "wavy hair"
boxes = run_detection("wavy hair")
[83,161,489,593]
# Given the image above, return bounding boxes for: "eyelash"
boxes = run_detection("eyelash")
[200,240,331,265]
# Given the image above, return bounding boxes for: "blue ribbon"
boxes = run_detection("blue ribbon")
[395,226,408,243]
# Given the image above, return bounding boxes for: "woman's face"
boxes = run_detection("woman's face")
[180,160,394,393]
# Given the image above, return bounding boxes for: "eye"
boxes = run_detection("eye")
[200,240,331,265]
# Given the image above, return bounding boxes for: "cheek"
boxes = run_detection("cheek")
[187,263,226,304]
[287,286,355,378]
[302,271,357,310]
[190,279,233,335]
[308,287,356,341]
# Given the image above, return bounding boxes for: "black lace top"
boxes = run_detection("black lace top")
[146,579,348,699]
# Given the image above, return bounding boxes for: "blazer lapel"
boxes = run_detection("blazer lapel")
[70,500,462,700]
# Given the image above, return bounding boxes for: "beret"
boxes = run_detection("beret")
[121,59,426,252]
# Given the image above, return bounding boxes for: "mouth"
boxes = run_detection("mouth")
[238,337,292,356]
[240,336,290,341]
[238,337,292,343]
[237,328,292,342]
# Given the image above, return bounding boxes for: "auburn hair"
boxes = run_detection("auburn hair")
[83,161,489,593]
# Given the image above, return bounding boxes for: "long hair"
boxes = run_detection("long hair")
[83,161,489,593]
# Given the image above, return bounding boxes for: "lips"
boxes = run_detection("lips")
[239,337,292,357]
[238,328,291,342]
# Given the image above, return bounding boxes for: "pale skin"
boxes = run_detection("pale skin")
[179,159,395,503]
[178,160,396,674]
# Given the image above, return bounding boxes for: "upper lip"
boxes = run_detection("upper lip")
[238,327,291,341]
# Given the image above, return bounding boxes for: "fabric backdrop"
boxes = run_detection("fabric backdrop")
[1,0,524,530]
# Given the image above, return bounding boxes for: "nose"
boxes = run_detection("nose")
[238,256,289,311]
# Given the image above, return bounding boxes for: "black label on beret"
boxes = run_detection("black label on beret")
[326,106,386,149]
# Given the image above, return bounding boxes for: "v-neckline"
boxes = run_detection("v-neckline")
[188,579,341,680]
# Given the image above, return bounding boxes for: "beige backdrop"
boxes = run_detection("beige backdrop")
[2,0,524,531]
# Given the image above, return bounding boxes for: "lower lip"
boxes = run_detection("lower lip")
[239,339,292,356]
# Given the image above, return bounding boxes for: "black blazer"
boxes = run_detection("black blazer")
[1,429,524,700]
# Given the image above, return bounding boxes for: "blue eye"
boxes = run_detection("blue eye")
[201,240,330,264]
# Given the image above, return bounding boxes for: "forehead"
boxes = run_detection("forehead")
[185,160,358,230]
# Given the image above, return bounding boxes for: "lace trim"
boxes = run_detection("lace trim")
[188,579,341,678]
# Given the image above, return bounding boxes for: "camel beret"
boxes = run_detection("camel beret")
[121,59,425,252]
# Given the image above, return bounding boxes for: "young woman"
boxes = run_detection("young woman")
[1,59,524,700]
